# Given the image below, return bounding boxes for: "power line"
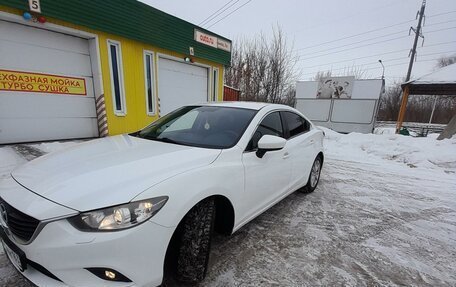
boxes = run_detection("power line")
[294,19,415,52]
[298,35,409,61]
[425,19,456,27]
[295,0,405,34]
[200,0,242,27]
[301,48,410,69]
[198,0,237,26]
[379,58,441,70]
[304,57,404,75]
[206,0,253,29]
[293,9,456,54]
[415,50,456,59]
[385,58,443,71]
[294,10,456,53]
[378,75,409,79]
[298,30,406,57]
[302,57,443,77]
[364,50,456,67]
[417,40,456,48]
[297,25,456,61]
[301,50,456,77]
[427,10,456,18]
[301,42,456,69]
[424,26,456,33]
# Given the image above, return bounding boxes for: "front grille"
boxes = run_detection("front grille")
[0,197,40,242]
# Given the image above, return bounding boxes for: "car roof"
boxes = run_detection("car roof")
[200,101,286,111]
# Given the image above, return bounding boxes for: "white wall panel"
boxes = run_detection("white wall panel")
[0,21,97,144]
[0,21,89,55]
[331,100,377,124]
[296,99,331,121]
[158,58,208,115]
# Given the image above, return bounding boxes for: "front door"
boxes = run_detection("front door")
[239,111,292,224]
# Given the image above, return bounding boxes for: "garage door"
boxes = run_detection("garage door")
[158,58,208,115]
[0,21,98,144]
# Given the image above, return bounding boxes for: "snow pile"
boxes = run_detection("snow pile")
[374,127,396,135]
[320,127,456,172]
[406,62,456,84]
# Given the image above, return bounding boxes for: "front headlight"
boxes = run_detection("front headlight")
[68,197,168,232]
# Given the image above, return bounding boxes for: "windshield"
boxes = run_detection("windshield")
[132,106,257,149]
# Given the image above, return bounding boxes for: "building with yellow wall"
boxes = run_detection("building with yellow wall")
[0,0,231,144]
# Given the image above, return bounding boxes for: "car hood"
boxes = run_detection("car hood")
[12,135,221,212]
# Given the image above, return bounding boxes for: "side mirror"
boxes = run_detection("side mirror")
[256,135,286,158]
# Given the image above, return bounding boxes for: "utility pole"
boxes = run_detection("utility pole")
[396,0,426,133]
[406,0,426,82]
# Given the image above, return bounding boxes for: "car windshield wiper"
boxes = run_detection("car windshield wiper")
[129,131,140,137]
[156,137,180,144]
[136,134,184,145]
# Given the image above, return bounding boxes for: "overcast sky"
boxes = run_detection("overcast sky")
[140,0,456,86]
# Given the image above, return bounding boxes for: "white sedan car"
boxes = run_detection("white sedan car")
[0,102,324,286]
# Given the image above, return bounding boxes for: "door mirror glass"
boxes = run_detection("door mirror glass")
[256,135,286,158]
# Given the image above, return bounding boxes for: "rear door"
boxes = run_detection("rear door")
[281,111,314,189]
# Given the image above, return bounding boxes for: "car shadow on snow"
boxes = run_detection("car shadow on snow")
[162,187,317,287]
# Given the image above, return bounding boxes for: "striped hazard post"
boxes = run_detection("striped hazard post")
[95,95,109,137]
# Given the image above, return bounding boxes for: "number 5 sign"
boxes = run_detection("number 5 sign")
[29,0,41,13]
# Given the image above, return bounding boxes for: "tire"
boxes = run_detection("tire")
[176,198,216,283]
[300,155,322,193]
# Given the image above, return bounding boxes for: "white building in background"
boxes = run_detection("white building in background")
[295,77,384,134]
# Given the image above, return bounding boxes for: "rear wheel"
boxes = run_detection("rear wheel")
[300,156,322,193]
[176,198,215,283]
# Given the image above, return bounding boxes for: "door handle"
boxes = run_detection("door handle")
[283,152,290,159]
[304,139,315,147]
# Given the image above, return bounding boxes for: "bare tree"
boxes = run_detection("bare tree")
[312,66,370,81]
[224,26,299,105]
[436,54,456,68]
[404,95,456,123]
[314,55,456,124]
[377,79,456,124]
[377,80,404,121]
[312,71,333,81]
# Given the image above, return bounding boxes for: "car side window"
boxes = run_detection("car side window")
[246,112,284,151]
[282,112,310,139]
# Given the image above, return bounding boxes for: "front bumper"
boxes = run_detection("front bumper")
[0,177,174,287]
[2,216,174,287]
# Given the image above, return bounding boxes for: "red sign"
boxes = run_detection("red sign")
[195,30,217,48]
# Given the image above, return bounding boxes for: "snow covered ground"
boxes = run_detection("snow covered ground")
[1,131,455,286]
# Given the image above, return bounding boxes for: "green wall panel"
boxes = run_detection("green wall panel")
[1,0,231,65]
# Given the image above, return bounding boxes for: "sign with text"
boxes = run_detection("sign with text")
[0,70,87,95]
[217,38,231,52]
[195,30,217,48]
[194,29,231,52]
[29,0,41,13]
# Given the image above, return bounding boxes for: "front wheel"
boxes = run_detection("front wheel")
[176,198,215,283]
[300,156,322,193]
